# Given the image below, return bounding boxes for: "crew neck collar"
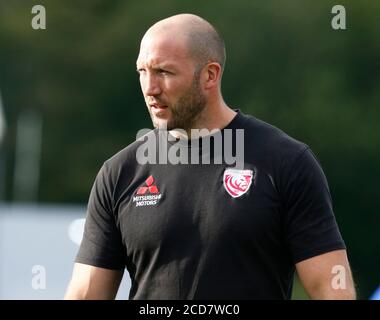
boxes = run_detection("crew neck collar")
[162,109,244,148]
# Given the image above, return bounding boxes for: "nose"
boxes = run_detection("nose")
[143,73,162,97]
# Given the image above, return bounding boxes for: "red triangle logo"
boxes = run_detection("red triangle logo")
[136,175,159,195]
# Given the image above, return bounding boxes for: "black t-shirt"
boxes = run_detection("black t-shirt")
[76,111,346,299]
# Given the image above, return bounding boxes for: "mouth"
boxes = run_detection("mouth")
[150,103,168,110]
[149,103,169,118]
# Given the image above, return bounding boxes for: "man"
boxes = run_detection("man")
[65,14,355,299]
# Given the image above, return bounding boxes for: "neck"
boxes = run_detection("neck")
[170,98,236,140]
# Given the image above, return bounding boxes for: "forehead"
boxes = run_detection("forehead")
[136,33,192,67]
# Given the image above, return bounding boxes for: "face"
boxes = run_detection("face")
[136,33,206,131]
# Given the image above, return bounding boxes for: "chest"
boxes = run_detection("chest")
[115,164,282,256]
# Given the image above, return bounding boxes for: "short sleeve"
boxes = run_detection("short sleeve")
[281,147,346,264]
[75,163,126,269]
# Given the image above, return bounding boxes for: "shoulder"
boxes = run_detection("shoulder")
[238,111,309,167]
[100,129,157,181]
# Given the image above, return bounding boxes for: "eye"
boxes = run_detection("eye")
[137,68,146,74]
[157,69,170,75]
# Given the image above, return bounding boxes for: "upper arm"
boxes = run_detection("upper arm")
[296,249,356,299]
[282,148,346,263]
[65,263,124,300]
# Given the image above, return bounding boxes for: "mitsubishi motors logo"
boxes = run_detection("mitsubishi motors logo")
[136,175,159,195]
[133,175,162,207]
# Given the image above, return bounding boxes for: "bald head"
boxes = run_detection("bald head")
[143,14,226,74]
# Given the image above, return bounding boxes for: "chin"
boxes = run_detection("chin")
[153,119,170,130]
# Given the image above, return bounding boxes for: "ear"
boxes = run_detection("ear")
[202,62,222,90]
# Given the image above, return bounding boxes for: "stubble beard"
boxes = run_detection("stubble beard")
[149,71,207,132]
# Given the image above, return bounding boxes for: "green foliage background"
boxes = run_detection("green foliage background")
[1,0,379,299]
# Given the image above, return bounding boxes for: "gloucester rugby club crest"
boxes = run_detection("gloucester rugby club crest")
[223,168,254,198]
